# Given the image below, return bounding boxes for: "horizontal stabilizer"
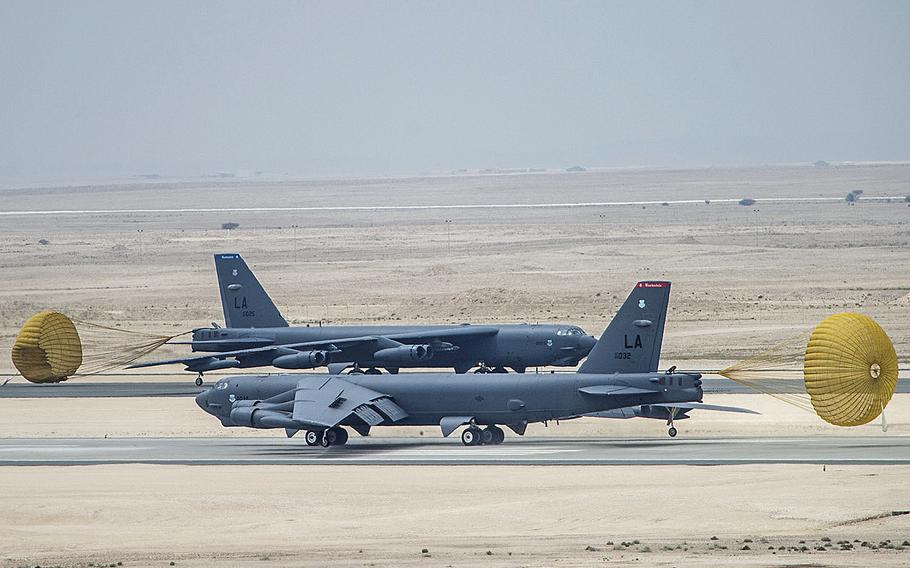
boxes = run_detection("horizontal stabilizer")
[579,385,657,396]
[586,402,759,420]
[659,402,760,414]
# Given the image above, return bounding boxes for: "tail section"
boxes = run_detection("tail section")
[578,281,670,374]
[214,253,288,328]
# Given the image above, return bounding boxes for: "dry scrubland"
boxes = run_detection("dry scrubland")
[1,164,909,567]
[2,164,910,370]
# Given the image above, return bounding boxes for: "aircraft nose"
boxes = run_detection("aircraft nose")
[579,334,597,354]
[195,389,210,412]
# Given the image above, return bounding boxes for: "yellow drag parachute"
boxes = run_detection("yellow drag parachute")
[11,311,83,383]
[10,311,181,384]
[720,311,899,427]
[804,312,898,426]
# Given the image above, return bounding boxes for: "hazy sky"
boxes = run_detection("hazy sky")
[1,1,908,181]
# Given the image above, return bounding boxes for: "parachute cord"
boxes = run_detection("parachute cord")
[0,373,22,387]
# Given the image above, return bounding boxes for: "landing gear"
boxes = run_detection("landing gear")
[462,425,504,446]
[195,373,204,387]
[484,425,505,445]
[365,368,382,375]
[305,430,321,446]
[667,407,679,438]
[346,366,364,375]
[461,426,482,446]
[319,426,349,447]
[474,365,509,374]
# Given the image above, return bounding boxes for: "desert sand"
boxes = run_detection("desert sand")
[2,464,908,567]
[1,164,909,566]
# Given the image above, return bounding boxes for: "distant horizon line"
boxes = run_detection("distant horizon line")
[1,159,908,192]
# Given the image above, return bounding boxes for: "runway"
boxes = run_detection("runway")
[1,436,907,465]
[2,378,908,398]
[1,195,906,216]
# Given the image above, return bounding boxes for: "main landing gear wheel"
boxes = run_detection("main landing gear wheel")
[365,368,382,375]
[461,426,483,446]
[305,430,321,446]
[484,425,505,445]
[668,427,678,438]
[321,426,349,447]
[481,428,494,445]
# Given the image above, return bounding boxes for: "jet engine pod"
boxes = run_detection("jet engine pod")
[373,344,434,363]
[229,402,297,429]
[804,312,898,426]
[11,311,83,383]
[272,350,328,369]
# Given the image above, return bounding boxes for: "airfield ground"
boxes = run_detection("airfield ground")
[1,164,909,566]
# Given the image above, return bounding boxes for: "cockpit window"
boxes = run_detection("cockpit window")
[557,327,586,336]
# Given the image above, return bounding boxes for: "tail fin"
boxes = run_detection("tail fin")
[214,253,288,328]
[578,281,670,374]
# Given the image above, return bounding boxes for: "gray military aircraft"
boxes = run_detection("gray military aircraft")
[195,280,736,445]
[131,253,596,384]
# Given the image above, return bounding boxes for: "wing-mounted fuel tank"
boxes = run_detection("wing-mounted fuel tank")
[373,344,434,363]
[185,357,242,373]
[271,350,329,369]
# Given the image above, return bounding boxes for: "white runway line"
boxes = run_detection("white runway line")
[1,196,906,217]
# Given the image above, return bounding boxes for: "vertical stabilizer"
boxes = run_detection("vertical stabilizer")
[214,254,288,328]
[578,281,670,374]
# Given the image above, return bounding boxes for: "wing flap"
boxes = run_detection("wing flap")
[372,397,408,421]
[353,405,385,426]
[290,376,408,430]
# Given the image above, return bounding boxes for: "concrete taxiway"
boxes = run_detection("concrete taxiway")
[2,378,908,398]
[0,436,907,466]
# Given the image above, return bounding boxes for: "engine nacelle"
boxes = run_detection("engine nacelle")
[373,344,434,363]
[229,402,297,429]
[271,350,328,369]
[229,404,262,427]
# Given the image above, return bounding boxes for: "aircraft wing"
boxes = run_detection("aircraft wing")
[126,336,388,369]
[290,376,408,430]
[129,326,500,370]
[377,325,499,342]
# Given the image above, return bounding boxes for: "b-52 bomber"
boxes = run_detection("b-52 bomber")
[195,281,747,445]
[130,254,597,384]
